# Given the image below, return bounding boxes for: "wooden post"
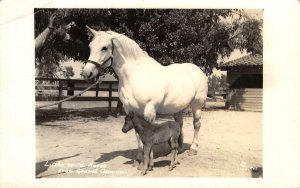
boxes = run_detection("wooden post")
[96,83,99,97]
[58,80,63,111]
[108,82,112,112]
[116,99,123,117]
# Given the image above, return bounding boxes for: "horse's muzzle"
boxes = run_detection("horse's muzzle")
[87,72,93,79]
[122,127,128,133]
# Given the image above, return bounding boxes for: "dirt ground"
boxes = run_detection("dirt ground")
[35,101,262,178]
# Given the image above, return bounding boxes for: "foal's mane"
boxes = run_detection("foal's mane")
[107,31,149,60]
[133,113,158,131]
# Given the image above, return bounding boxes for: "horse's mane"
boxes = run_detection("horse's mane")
[107,31,149,60]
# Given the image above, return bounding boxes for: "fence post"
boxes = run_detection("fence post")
[96,83,99,97]
[108,82,112,112]
[58,80,63,111]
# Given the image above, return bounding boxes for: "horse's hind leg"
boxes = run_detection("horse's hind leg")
[173,111,183,152]
[189,100,204,155]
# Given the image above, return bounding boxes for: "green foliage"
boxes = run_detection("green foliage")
[229,18,263,54]
[64,66,75,78]
[35,9,262,77]
[208,74,228,90]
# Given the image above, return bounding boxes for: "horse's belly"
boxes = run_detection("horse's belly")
[157,92,194,114]
[156,106,184,114]
[157,79,195,114]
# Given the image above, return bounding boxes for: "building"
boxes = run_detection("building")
[217,54,263,112]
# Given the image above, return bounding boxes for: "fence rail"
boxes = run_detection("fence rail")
[35,77,227,110]
[35,77,119,111]
[207,90,227,99]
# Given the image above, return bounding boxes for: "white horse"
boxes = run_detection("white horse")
[82,27,208,163]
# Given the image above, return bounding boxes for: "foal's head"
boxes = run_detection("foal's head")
[122,112,135,133]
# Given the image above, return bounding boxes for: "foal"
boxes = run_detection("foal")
[122,112,182,175]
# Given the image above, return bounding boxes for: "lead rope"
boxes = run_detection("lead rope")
[36,74,107,109]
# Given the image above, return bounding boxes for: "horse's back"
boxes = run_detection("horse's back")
[155,63,207,114]
[165,63,207,94]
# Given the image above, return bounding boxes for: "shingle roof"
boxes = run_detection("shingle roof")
[217,54,263,70]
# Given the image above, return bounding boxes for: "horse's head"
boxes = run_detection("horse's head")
[81,26,115,81]
[122,112,135,133]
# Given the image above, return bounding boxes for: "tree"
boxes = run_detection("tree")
[64,66,75,79]
[227,11,263,55]
[34,9,262,77]
[208,74,229,91]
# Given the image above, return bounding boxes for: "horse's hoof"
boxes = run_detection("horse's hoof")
[137,163,143,171]
[176,161,180,165]
[141,171,147,176]
[149,166,153,171]
[188,149,197,156]
[168,166,173,171]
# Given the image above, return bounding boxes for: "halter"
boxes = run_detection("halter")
[85,40,115,74]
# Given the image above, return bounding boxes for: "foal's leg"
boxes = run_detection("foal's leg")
[169,138,177,171]
[174,149,179,165]
[133,131,144,170]
[174,140,180,165]
[134,103,156,169]
[173,111,184,152]
[149,149,154,171]
[141,144,151,175]
[189,101,203,155]
[169,149,176,171]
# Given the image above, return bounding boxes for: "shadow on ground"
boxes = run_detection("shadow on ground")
[95,143,191,167]
[36,102,227,124]
[36,107,121,124]
[36,153,81,177]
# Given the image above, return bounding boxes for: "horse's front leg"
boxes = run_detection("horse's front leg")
[133,131,144,170]
[144,103,156,123]
[174,111,184,153]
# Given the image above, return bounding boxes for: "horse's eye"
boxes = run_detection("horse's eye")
[101,46,108,51]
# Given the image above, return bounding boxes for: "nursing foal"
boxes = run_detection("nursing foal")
[122,112,182,175]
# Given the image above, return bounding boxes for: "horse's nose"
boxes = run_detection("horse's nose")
[87,72,93,79]
[80,71,93,80]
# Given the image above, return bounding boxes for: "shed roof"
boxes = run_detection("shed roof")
[217,54,263,70]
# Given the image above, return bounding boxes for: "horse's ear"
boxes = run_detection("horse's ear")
[107,31,125,40]
[86,25,97,35]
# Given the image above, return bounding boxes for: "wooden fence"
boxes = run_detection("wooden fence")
[35,77,119,111]
[35,77,227,111]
